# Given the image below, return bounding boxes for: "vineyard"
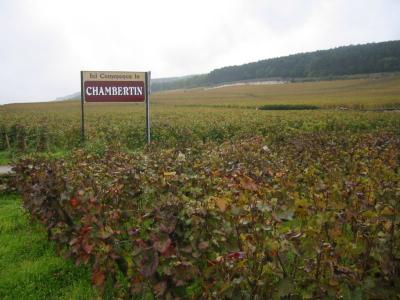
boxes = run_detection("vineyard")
[2,77,400,299]
[1,76,400,154]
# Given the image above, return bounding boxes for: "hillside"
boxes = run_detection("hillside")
[16,75,400,111]
[151,40,400,91]
[152,75,400,108]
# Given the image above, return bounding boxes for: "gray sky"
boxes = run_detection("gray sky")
[1,0,399,104]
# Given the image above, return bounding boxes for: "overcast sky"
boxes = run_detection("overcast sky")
[0,0,399,104]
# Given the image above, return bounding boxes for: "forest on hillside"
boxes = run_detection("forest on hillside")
[152,40,400,91]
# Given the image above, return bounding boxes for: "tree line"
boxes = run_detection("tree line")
[152,40,400,92]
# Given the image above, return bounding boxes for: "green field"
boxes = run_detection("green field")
[0,194,96,299]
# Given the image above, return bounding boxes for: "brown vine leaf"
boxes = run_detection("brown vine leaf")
[92,269,105,286]
[153,281,167,297]
[153,238,172,254]
[215,198,228,212]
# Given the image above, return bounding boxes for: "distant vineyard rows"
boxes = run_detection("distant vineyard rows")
[1,110,400,152]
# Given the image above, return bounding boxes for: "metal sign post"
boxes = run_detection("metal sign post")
[145,71,151,144]
[80,71,85,143]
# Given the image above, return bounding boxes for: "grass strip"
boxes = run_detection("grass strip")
[0,194,96,300]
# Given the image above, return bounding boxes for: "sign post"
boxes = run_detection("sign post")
[145,71,151,144]
[80,70,151,144]
[80,71,85,142]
